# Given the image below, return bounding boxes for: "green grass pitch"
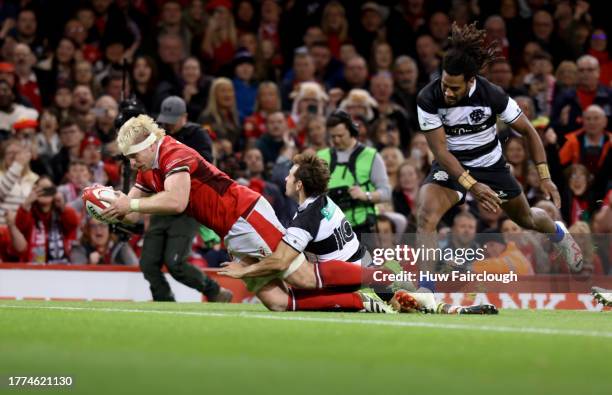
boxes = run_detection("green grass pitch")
[0,301,610,395]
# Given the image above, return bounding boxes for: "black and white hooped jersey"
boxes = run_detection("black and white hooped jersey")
[416,75,522,167]
[283,194,364,264]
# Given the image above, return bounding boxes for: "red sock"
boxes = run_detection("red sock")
[314,260,363,288]
[286,289,363,311]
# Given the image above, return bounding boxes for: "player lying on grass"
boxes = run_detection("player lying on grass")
[98,115,395,313]
[415,22,583,280]
[592,287,612,307]
[218,153,498,315]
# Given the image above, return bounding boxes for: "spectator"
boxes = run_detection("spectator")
[10,9,45,60]
[484,15,510,61]
[428,12,451,50]
[392,160,421,221]
[243,81,282,141]
[57,159,93,211]
[201,0,237,75]
[319,110,391,238]
[588,28,612,86]
[559,104,611,176]
[198,77,241,147]
[289,81,327,144]
[503,136,529,187]
[392,55,420,131]
[36,37,77,94]
[156,32,186,87]
[93,95,118,144]
[309,40,343,89]
[0,79,38,132]
[7,176,80,263]
[530,10,563,63]
[0,138,37,225]
[370,41,394,74]
[338,88,377,124]
[240,147,289,224]
[80,135,118,186]
[305,116,328,151]
[70,217,138,265]
[415,34,441,86]
[337,55,369,92]
[370,71,413,146]
[500,217,549,273]
[281,50,316,110]
[12,43,42,111]
[552,60,578,103]
[551,55,612,135]
[407,132,433,175]
[73,60,101,99]
[320,1,349,59]
[472,229,534,275]
[371,117,401,149]
[258,0,281,58]
[70,84,95,131]
[178,57,212,122]
[381,146,404,190]
[157,0,192,53]
[232,48,257,121]
[255,110,292,166]
[562,164,594,225]
[131,55,158,114]
[50,118,84,184]
[353,2,388,59]
[234,0,257,35]
[487,58,526,97]
[36,109,60,158]
[438,211,480,272]
[523,52,555,116]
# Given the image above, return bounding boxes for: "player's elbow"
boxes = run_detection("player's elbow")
[167,197,188,214]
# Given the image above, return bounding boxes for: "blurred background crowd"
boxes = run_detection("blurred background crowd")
[0,0,611,276]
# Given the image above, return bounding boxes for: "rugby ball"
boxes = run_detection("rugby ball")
[82,186,118,224]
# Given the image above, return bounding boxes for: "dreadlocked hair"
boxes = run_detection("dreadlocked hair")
[443,22,499,80]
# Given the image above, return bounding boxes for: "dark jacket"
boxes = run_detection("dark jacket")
[170,122,214,163]
[551,84,612,135]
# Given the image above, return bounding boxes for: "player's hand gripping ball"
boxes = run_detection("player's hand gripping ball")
[82,185,118,224]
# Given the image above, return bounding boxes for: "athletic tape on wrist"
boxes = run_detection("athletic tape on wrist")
[129,199,140,212]
[536,163,551,180]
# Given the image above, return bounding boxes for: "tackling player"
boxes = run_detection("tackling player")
[99,115,392,313]
[415,22,583,278]
[219,153,498,315]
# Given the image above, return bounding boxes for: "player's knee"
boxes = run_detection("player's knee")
[416,206,439,233]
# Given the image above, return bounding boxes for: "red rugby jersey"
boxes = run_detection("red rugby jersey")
[134,136,260,237]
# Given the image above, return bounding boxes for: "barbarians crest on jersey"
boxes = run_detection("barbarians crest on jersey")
[469,109,486,124]
[433,170,449,181]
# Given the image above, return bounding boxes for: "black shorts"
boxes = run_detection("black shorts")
[423,157,523,204]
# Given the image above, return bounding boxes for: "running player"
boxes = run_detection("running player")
[99,115,391,312]
[415,22,583,277]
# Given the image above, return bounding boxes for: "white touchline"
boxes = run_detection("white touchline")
[1,304,611,339]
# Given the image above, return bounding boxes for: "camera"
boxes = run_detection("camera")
[307,104,318,114]
[40,186,57,197]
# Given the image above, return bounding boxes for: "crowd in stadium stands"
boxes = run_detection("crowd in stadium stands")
[0,0,610,275]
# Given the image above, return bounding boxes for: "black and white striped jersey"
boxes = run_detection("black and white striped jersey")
[283,194,365,264]
[416,75,522,167]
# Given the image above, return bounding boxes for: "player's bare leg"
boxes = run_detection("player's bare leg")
[592,287,612,307]
[502,194,583,271]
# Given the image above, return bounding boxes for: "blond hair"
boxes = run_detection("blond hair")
[117,114,165,155]
[201,77,239,129]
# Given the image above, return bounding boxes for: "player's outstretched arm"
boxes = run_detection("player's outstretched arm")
[101,173,190,220]
[509,114,561,208]
[425,127,502,212]
[218,241,300,278]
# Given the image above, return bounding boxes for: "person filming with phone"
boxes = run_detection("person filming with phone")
[5,176,80,263]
